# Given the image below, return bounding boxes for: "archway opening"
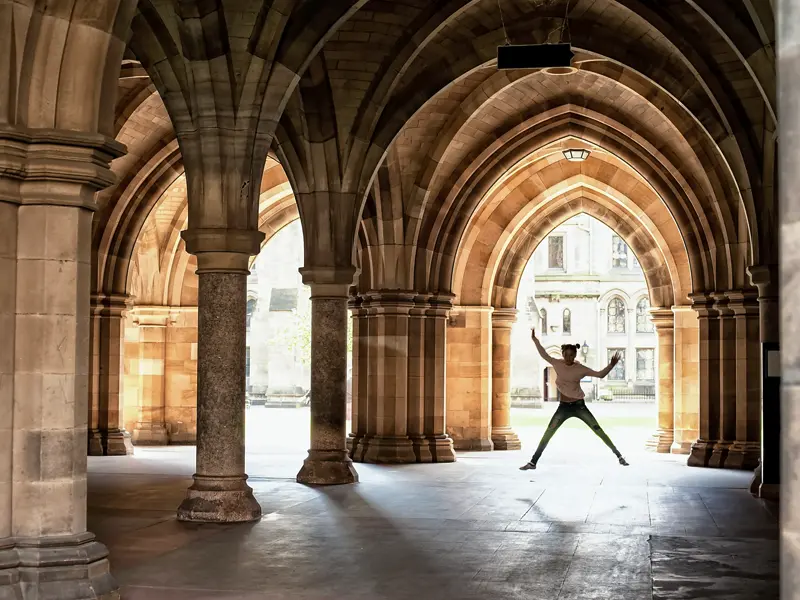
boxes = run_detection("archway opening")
[510,213,658,462]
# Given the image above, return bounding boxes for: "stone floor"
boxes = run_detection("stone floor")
[89,414,778,600]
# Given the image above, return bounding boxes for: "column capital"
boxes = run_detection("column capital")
[0,126,125,209]
[711,292,735,317]
[181,228,265,274]
[300,266,357,298]
[724,289,760,315]
[649,307,675,329]
[90,293,132,318]
[492,308,518,328]
[747,264,779,298]
[360,291,417,316]
[689,292,718,317]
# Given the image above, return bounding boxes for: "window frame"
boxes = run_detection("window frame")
[607,347,626,381]
[562,307,572,335]
[635,347,655,381]
[547,234,565,270]
[611,234,629,269]
[607,297,627,334]
[636,297,654,333]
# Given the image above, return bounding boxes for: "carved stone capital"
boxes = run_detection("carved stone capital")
[492,308,518,328]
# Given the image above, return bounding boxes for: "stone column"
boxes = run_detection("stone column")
[88,293,135,455]
[1,132,125,598]
[709,294,737,467]
[351,292,416,463]
[748,265,779,498]
[130,307,174,446]
[671,305,699,454]
[0,200,16,585]
[346,296,368,455]
[177,230,263,522]
[491,309,521,450]
[688,293,721,467]
[725,290,762,470]
[446,306,494,450]
[296,268,359,484]
[646,309,674,453]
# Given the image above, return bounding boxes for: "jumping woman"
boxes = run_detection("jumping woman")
[520,329,629,470]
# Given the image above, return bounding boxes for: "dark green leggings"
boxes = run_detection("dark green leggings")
[530,399,622,463]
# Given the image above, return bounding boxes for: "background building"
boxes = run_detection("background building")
[511,214,656,402]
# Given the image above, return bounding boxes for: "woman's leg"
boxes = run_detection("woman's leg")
[573,402,624,458]
[525,403,573,465]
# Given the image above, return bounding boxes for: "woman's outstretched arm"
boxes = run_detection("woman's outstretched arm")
[583,352,621,378]
[531,329,554,364]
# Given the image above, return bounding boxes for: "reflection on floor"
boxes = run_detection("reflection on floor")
[89,436,777,600]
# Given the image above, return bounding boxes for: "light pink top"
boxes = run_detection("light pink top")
[549,359,606,401]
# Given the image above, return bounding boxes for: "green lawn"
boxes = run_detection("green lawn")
[511,407,654,430]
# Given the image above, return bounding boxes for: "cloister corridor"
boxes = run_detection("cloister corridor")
[2,0,796,599]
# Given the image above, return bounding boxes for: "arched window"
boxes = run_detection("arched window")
[636,297,654,333]
[562,308,572,335]
[607,298,626,333]
[540,308,548,333]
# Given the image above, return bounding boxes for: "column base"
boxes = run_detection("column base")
[670,440,693,455]
[353,436,416,464]
[491,427,522,451]
[453,438,494,452]
[724,442,761,470]
[296,450,359,485]
[176,475,262,523]
[410,435,457,463]
[687,439,716,467]
[645,428,674,453]
[88,428,134,456]
[708,441,732,468]
[132,424,169,446]
[1,533,119,600]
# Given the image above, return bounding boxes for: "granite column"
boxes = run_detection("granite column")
[296,268,359,484]
[177,230,263,522]
[491,309,521,450]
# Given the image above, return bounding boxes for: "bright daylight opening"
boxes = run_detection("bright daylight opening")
[510,213,655,463]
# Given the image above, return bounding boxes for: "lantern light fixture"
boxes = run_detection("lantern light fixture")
[563,148,591,162]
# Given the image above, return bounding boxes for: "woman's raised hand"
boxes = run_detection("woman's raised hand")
[531,328,537,340]
[610,351,622,366]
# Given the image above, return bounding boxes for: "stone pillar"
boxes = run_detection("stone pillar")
[130,307,174,446]
[351,292,416,463]
[491,309,521,450]
[410,294,456,462]
[0,200,16,587]
[709,294,737,468]
[688,293,721,467]
[346,296,368,455]
[446,306,494,451]
[748,265,779,498]
[0,132,125,598]
[725,290,761,470]
[296,268,359,484]
[88,294,135,455]
[671,305,699,454]
[646,309,674,453]
[176,230,263,522]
